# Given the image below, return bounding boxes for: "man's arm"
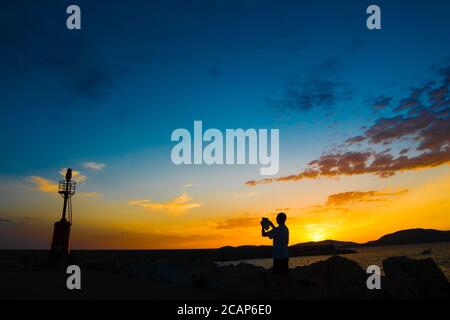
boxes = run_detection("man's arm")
[262,224,276,238]
[262,224,269,237]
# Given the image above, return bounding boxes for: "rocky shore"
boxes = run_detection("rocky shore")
[0,250,448,299]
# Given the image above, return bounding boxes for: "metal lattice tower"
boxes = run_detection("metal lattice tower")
[50,168,76,258]
[58,170,76,223]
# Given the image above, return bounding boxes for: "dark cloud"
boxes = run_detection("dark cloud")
[0,2,128,101]
[0,218,11,223]
[345,67,449,151]
[372,95,393,109]
[247,146,449,185]
[247,63,450,186]
[345,135,365,144]
[357,111,436,145]
[269,59,353,114]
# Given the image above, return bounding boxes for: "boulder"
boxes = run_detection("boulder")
[212,263,271,298]
[383,256,450,299]
[289,255,373,299]
[122,257,218,288]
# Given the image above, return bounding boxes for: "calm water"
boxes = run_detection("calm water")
[219,242,450,281]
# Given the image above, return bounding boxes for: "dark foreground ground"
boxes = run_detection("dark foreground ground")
[0,250,449,300]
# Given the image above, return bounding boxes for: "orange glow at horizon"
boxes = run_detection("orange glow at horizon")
[1,168,449,250]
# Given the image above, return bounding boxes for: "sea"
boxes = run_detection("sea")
[218,242,450,281]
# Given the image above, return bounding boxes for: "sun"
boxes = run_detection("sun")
[310,231,326,242]
[307,226,330,242]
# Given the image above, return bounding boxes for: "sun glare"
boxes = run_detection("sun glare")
[310,230,327,242]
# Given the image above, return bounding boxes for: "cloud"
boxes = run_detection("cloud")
[269,59,352,114]
[274,208,291,212]
[214,216,260,230]
[303,189,408,215]
[247,63,450,186]
[325,189,408,206]
[346,111,442,148]
[371,95,393,109]
[0,3,124,101]
[30,176,58,193]
[128,192,201,215]
[246,148,450,185]
[31,168,96,194]
[31,176,99,196]
[82,162,106,171]
[0,218,11,223]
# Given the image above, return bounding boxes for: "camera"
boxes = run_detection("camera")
[260,217,270,230]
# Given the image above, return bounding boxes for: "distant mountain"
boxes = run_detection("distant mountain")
[363,229,450,246]
[218,243,356,261]
[291,240,359,248]
[216,228,450,260]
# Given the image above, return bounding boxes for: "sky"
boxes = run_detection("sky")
[0,0,449,249]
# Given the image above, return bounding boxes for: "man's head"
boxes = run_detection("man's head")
[276,212,287,225]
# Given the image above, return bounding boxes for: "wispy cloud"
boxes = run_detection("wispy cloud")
[325,189,408,206]
[82,162,106,171]
[128,192,201,215]
[305,189,408,214]
[269,58,352,115]
[247,64,450,186]
[371,95,393,110]
[275,208,291,212]
[30,168,96,195]
[30,176,58,193]
[214,215,260,230]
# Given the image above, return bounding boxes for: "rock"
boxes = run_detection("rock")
[212,263,271,298]
[292,255,366,287]
[383,256,450,299]
[121,257,217,288]
[289,255,374,299]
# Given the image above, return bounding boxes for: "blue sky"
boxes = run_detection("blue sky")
[1,0,448,174]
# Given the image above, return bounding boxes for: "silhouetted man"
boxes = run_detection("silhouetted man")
[261,212,289,294]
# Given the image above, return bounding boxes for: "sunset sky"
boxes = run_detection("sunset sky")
[0,0,449,249]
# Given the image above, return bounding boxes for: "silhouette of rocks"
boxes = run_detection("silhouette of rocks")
[109,255,450,299]
[210,263,271,298]
[3,250,448,299]
[125,257,218,288]
[383,256,450,299]
[289,255,374,299]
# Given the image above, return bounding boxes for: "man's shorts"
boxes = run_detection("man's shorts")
[272,258,289,275]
